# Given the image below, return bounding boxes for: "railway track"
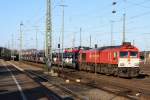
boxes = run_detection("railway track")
[0,60,63,100]
[11,61,150,99]
[8,62,84,100]
[25,70,86,100]
[57,67,150,99]
[55,68,142,100]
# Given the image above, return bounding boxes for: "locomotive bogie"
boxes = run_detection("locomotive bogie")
[118,67,140,78]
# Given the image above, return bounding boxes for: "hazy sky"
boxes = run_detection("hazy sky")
[0,0,150,51]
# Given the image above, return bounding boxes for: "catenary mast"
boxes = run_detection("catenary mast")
[19,22,23,61]
[45,0,52,62]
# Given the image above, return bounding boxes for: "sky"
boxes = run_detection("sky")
[0,0,150,51]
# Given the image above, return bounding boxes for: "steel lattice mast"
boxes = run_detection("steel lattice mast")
[45,0,52,61]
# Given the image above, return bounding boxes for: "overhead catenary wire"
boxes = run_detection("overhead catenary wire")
[127,0,150,9]
[11,0,150,51]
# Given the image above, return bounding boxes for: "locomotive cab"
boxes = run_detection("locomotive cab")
[119,51,139,67]
[118,42,140,77]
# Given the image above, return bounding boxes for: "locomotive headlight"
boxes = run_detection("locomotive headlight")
[120,63,125,66]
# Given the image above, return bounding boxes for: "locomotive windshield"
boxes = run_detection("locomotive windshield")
[120,51,128,58]
[65,52,72,58]
[130,51,138,58]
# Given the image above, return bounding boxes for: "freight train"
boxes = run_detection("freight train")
[0,47,11,60]
[22,42,140,78]
[0,47,19,61]
[22,49,45,63]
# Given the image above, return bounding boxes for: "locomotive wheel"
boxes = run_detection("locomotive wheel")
[114,69,118,77]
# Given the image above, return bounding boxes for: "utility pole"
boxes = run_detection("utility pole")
[60,0,66,72]
[58,36,60,71]
[90,35,91,48]
[122,13,126,43]
[2,46,5,57]
[8,41,10,49]
[43,33,45,58]
[133,40,135,46]
[35,26,38,63]
[110,21,114,46]
[19,22,23,61]
[45,0,52,63]
[72,33,75,48]
[11,33,14,61]
[122,0,126,43]
[80,28,82,47]
[94,44,97,78]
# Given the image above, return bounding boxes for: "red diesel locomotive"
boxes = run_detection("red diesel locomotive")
[79,42,140,77]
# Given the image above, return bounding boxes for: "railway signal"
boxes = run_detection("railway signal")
[112,1,117,14]
[58,44,60,48]
[95,44,97,48]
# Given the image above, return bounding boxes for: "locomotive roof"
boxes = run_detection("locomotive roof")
[89,42,135,51]
[65,46,91,50]
[90,45,121,51]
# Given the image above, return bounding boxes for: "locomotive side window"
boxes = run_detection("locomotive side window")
[82,53,86,61]
[114,52,117,59]
[67,52,72,58]
[130,51,138,58]
[120,52,128,58]
[63,53,67,58]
